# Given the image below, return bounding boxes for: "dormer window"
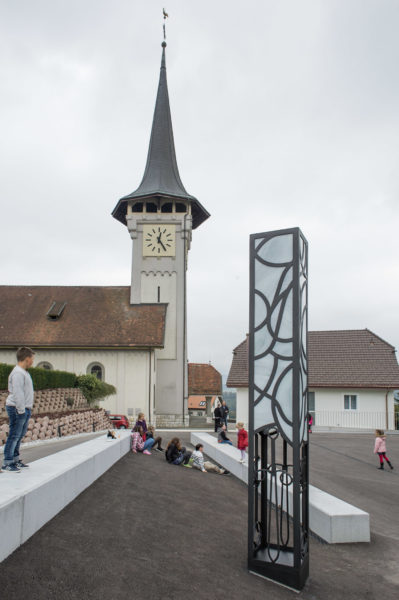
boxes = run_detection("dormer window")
[47,301,66,320]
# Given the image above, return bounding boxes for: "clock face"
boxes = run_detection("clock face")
[142,224,176,257]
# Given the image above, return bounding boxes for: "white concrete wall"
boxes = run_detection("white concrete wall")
[236,387,249,428]
[0,349,153,420]
[311,388,395,429]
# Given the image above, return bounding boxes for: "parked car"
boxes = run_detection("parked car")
[109,414,130,429]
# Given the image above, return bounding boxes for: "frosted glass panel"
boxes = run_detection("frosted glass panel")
[275,368,293,422]
[280,266,293,295]
[255,261,284,305]
[254,292,267,329]
[254,354,275,390]
[254,327,273,357]
[255,397,274,431]
[257,234,293,264]
[273,341,293,358]
[278,289,293,339]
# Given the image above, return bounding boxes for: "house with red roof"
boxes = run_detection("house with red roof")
[227,330,399,430]
[188,363,222,421]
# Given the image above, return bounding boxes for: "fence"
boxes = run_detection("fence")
[314,411,396,430]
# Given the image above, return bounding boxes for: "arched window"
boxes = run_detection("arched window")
[161,202,173,213]
[132,202,143,213]
[37,361,53,370]
[87,363,104,381]
[146,202,157,213]
[176,202,187,213]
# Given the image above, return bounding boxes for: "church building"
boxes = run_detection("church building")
[0,41,210,427]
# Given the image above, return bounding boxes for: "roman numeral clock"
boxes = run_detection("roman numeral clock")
[143,224,176,257]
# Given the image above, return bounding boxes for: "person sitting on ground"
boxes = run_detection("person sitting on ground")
[217,423,233,445]
[146,425,164,452]
[165,437,192,466]
[191,443,230,475]
[131,425,155,455]
[133,412,148,440]
[236,422,248,462]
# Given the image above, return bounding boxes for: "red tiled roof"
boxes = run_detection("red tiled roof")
[227,330,399,389]
[226,336,249,388]
[188,396,207,409]
[0,286,166,348]
[188,363,222,395]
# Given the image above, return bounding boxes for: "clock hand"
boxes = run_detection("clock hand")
[159,240,167,251]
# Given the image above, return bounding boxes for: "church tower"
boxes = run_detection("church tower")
[112,42,209,427]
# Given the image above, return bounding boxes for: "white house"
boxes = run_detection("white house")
[227,329,399,430]
[0,42,210,427]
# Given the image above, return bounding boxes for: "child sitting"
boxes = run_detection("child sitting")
[217,423,233,445]
[191,444,229,475]
[146,425,164,452]
[236,422,248,463]
[165,437,192,466]
[131,425,155,455]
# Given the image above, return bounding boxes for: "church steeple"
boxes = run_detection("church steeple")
[112,42,209,229]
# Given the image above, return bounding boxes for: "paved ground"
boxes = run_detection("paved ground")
[0,432,398,599]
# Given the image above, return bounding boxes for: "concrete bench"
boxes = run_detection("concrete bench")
[0,431,131,563]
[190,432,370,544]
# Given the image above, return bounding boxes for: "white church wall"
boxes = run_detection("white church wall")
[0,349,152,420]
[236,388,249,429]
[141,271,177,359]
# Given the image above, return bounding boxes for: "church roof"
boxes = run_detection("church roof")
[0,286,166,349]
[112,43,210,230]
[188,363,222,395]
[227,330,399,389]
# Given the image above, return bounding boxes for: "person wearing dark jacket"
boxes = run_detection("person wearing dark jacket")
[165,437,192,466]
[220,400,229,430]
[214,403,222,432]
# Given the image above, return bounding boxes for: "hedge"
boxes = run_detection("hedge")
[0,363,76,390]
[0,364,116,403]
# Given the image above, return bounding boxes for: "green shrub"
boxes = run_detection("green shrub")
[0,363,76,390]
[76,374,116,404]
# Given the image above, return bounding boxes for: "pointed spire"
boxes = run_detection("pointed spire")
[131,42,191,201]
[113,43,210,229]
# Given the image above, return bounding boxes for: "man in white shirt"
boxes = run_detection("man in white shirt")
[2,347,35,473]
[191,443,229,475]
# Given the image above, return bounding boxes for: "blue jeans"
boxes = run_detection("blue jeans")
[143,438,155,451]
[3,406,31,466]
[220,440,233,446]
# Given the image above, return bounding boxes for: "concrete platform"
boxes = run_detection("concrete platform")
[0,431,131,562]
[191,432,370,544]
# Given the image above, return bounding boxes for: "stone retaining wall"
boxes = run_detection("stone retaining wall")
[0,409,112,446]
[0,387,89,418]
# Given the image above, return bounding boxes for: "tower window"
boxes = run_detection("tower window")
[161,202,173,213]
[146,202,157,213]
[176,202,187,213]
[157,286,160,302]
[132,202,144,213]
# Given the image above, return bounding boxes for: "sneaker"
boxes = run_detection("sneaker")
[132,449,137,453]
[3,464,21,473]
[155,447,164,452]
[143,450,151,455]
[183,463,192,468]
[222,470,230,475]
[16,461,29,468]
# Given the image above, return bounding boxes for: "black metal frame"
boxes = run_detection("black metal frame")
[248,227,309,591]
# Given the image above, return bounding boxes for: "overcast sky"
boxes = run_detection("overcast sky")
[1,1,398,383]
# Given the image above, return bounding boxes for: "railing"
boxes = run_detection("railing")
[315,411,396,430]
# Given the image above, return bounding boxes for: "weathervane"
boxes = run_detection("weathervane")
[163,8,169,41]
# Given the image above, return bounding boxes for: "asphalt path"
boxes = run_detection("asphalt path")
[0,432,398,599]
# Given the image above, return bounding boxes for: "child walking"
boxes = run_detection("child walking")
[236,422,248,463]
[374,429,394,470]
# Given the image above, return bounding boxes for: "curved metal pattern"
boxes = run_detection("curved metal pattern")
[248,228,309,591]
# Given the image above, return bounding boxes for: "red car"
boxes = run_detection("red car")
[109,414,130,429]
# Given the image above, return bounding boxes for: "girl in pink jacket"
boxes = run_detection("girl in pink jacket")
[374,430,393,470]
